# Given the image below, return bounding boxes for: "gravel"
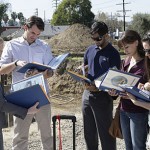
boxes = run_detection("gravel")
[3,96,149,150]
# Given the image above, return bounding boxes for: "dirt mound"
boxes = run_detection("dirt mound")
[46,24,94,97]
[48,57,84,97]
[46,23,94,53]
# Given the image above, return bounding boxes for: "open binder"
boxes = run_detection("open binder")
[17,53,69,73]
[98,69,141,93]
[66,70,91,83]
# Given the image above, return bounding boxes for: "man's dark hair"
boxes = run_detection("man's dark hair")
[25,16,44,31]
[142,32,150,81]
[142,32,150,45]
[91,21,108,35]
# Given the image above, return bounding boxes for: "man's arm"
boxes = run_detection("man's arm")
[0,60,27,75]
[0,61,17,75]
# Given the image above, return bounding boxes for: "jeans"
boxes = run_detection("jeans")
[82,90,116,150]
[120,110,148,150]
[148,111,150,127]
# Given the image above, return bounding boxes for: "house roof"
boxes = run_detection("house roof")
[1,24,69,39]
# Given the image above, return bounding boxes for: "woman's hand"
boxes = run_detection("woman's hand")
[108,89,118,96]
[126,92,136,101]
[119,91,129,99]
[138,83,144,90]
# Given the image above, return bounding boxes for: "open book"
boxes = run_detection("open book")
[17,53,69,73]
[66,70,91,83]
[5,74,49,108]
[66,67,117,85]
[119,85,150,102]
[98,69,141,93]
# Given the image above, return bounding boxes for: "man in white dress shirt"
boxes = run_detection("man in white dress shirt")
[0,16,53,150]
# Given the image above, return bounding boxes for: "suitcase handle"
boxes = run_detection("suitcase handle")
[52,115,76,150]
[52,115,76,122]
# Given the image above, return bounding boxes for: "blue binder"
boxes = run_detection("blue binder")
[17,53,69,73]
[5,84,50,109]
[121,86,150,102]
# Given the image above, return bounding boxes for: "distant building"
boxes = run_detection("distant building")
[0,26,21,40]
[1,23,69,40]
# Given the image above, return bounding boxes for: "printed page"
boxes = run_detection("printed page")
[100,69,141,92]
[48,53,69,69]
[12,73,46,92]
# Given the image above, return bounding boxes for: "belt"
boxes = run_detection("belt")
[89,90,102,94]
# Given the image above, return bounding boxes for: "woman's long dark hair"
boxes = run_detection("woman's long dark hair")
[142,34,150,81]
[118,30,145,58]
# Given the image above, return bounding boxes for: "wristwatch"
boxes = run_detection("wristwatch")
[15,60,19,66]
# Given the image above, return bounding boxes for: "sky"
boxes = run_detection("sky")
[2,0,150,22]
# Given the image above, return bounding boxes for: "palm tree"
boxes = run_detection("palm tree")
[19,17,26,26]
[0,3,10,28]
[2,13,9,26]
[17,12,25,26]
[11,11,18,26]
[11,11,17,21]
[17,12,24,20]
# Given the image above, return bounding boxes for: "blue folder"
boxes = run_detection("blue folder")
[5,84,50,109]
[121,86,150,102]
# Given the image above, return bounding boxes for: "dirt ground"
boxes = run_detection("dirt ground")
[3,95,126,150]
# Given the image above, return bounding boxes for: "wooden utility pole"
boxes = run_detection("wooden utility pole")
[35,8,38,16]
[117,0,131,31]
[52,0,61,9]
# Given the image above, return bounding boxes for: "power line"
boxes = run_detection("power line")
[94,0,118,5]
[95,5,116,10]
[116,0,131,31]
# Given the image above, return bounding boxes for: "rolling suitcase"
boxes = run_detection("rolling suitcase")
[52,115,76,150]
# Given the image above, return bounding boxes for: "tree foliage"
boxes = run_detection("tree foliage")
[0,3,9,27]
[129,13,150,37]
[51,0,95,27]
[95,12,124,33]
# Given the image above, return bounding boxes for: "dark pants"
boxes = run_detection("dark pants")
[0,112,5,150]
[82,90,116,150]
